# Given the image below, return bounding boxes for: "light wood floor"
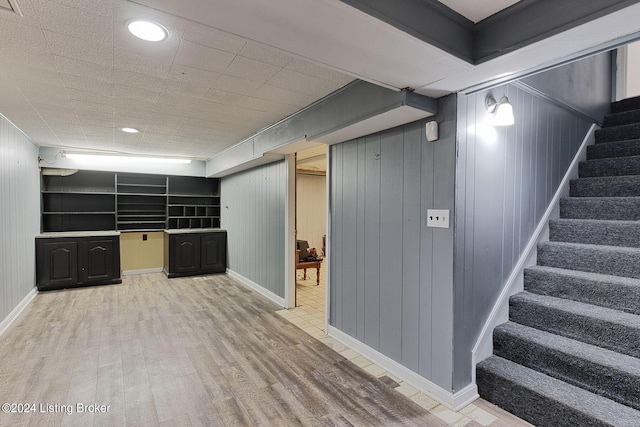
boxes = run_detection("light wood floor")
[0,273,455,426]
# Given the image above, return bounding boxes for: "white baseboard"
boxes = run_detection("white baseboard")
[0,287,37,337]
[328,326,479,411]
[226,269,286,307]
[122,267,164,275]
[471,123,598,380]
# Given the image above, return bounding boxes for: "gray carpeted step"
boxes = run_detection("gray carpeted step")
[524,266,640,315]
[570,175,640,197]
[588,139,640,159]
[603,109,640,127]
[509,291,640,358]
[537,241,640,279]
[560,197,640,221]
[493,322,640,410]
[579,155,640,177]
[611,95,640,114]
[476,356,640,427]
[595,123,640,144]
[549,219,640,248]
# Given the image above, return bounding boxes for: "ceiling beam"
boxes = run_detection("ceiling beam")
[338,0,475,63]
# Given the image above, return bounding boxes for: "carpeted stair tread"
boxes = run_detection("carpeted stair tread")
[579,155,640,177]
[560,196,640,220]
[611,95,640,114]
[493,322,640,410]
[603,109,640,127]
[509,291,640,358]
[588,138,640,159]
[524,266,640,315]
[570,175,640,197]
[476,356,640,427]
[537,241,640,279]
[549,218,640,248]
[595,123,640,144]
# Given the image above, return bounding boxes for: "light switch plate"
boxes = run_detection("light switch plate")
[427,209,449,228]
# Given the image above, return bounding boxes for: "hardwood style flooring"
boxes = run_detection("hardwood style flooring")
[0,272,531,426]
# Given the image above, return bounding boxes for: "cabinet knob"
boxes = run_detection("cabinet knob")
[81,267,85,271]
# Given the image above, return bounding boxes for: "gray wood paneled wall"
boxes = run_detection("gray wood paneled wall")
[221,160,286,298]
[329,95,457,391]
[0,115,40,324]
[453,53,612,390]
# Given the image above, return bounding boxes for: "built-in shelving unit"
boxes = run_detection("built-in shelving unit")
[167,176,221,229]
[41,171,220,233]
[116,173,168,231]
[41,171,116,232]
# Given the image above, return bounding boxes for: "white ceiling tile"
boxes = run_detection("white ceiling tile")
[251,84,318,108]
[167,64,221,87]
[174,40,236,73]
[65,88,114,105]
[48,0,113,18]
[223,55,281,84]
[113,69,166,92]
[34,0,113,46]
[210,74,263,96]
[160,80,209,100]
[43,30,113,67]
[286,58,354,84]
[61,75,114,96]
[0,20,51,54]
[239,41,294,67]
[70,100,115,114]
[202,88,243,106]
[113,50,172,79]
[268,68,344,97]
[53,56,114,81]
[183,23,246,53]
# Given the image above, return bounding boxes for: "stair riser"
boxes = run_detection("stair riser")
[595,124,640,144]
[549,220,640,248]
[587,139,640,160]
[524,268,640,315]
[560,198,640,221]
[493,329,640,410]
[476,366,612,427]
[603,110,640,127]
[509,298,640,358]
[570,177,640,197]
[579,157,640,177]
[537,243,640,279]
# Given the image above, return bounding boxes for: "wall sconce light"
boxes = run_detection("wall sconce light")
[486,95,514,126]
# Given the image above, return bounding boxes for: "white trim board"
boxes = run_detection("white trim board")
[226,269,286,308]
[471,123,598,381]
[328,325,478,411]
[0,287,37,337]
[122,268,163,276]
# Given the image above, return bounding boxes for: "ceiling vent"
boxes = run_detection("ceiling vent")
[0,0,22,15]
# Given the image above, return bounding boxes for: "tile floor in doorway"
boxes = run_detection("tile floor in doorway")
[276,267,532,427]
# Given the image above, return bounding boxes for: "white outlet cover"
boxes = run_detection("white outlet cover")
[427,209,449,228]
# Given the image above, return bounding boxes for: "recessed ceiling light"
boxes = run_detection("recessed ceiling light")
[121,127,140,134]
[127,20,167,42]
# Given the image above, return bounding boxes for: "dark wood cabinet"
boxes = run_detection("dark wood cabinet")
[36,232,121,291]
[164,230,226,278]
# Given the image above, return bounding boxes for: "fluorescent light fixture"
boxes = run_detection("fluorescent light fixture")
[64,153,191,164]
[121,127,140,133]
[128,20,167,42]
[486,95,515,126]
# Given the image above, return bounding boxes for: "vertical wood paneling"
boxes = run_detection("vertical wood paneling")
[329,95,457,391]
[221,161,286,298]
[0,115,39,324]
[453,80,601,390]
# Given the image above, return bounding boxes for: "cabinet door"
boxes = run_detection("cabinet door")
[80,239,115,283]
[201,233,227,273]
[36,240,78,290]
[173,235,201,274]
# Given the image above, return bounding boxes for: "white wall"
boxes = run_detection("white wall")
[626,41,640,98]
[296,173,326,254]
[0,114,40,327]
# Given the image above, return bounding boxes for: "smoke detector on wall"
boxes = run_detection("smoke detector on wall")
[0,0,22,15]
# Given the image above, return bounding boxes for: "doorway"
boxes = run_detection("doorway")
[294,145,328,323]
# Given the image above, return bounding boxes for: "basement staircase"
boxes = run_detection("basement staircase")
[476,96,640,427]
